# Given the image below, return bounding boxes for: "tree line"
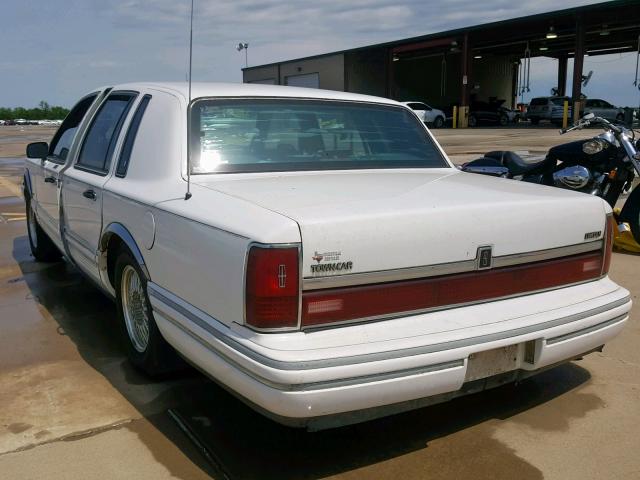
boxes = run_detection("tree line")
[0,101,69,120]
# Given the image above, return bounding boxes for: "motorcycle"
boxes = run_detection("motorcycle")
[461,113,640,243]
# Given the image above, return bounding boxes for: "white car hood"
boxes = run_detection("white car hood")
[195,169,606,277]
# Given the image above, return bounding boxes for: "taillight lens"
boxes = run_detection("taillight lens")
[302,252,604,328]
[245,245,299,330]
[602,213,615,275]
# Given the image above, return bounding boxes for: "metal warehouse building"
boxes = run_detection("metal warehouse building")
[243,0,640,127]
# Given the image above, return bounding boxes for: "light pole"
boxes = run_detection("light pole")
[237,42,249,68]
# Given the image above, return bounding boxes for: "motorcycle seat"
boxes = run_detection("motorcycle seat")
[484,150,551,176]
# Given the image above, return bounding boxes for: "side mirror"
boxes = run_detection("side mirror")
[26,142,48,159]
[582,113,595,121]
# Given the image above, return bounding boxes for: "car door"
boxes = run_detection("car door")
[38,93,101,239]
[599,100,616,121]
[419,103,435,123]
[585,99,601,118]
[407,103,428,122]
[61,91,137,279]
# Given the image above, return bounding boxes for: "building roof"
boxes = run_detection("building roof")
[244,0,639,70]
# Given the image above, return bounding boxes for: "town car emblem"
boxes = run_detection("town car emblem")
[476,246,493,270]
[310,250,353,274]
[584,230,602,241]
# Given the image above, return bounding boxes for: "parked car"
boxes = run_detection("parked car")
[583,99,625,123]
[3,119,16,126]
[526,96,572,125]
[468,100,517,127]
[402,101,446,128]
[24,82,630,429]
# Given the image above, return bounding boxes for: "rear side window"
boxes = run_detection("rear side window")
[530,98,548,106]
[76,92,137,174]
[48,93,99,163]
[116,95,151,177]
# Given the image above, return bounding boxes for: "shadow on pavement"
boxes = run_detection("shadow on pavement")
[14,234,593,480]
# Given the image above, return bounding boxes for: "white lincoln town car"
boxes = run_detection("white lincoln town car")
[23,83,630,429]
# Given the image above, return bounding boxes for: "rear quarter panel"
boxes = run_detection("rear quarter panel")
[102,88,301,328]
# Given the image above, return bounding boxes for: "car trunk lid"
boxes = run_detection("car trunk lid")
[196,169,606,276]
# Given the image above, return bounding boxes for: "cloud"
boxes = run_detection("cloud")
[2,0,639,108]
[87,60,120,68]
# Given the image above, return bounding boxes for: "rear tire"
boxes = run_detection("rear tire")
[26,199,62,262]
[468,115,477,127]
[433,116,444,128]
[499,115,509,126]
[114,249,181,376]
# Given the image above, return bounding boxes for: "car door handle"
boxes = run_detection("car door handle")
[82,189,97,200]
[44,176,56,184]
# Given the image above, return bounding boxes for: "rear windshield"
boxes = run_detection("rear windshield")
[189,99,448,174]
[550,97,570,106]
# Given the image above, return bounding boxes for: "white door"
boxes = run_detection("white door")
[407,102,431,122]
[62,91,137,279]
[39,93,100,238]
[285,73,320,89]
[421,104,435,123]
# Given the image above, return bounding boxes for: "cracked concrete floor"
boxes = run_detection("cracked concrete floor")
[0,127,639,479]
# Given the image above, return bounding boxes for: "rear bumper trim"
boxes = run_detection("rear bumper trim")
[149,281,629,374]
[546,314,626,345]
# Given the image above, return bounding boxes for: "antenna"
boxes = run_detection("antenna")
[185,0,194,200]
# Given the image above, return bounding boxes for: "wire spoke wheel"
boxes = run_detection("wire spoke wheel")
[121,265,150,353]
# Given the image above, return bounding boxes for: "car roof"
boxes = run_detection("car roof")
[101,82,402,106]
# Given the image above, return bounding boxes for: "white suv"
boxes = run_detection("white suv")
[526,96,571,125]
[402,101,446,128]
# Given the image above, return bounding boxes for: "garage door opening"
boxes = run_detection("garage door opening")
[285,73,320,88]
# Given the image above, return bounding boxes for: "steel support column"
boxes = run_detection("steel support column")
[458,33,472,128]
[557,55,568,96]
[511,61,519,109]
[571,18,585,123]
[386,48,395,99]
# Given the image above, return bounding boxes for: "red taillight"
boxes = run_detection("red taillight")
[302,252,604,327]
[245,246,299,330]
[602,214,615,275]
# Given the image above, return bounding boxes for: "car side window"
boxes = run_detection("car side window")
[48,94,99,163]
[76,92,137,174]
[407,103,423,110]
[116,94,151,177]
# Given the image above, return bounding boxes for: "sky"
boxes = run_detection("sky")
[2,0,639,108]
